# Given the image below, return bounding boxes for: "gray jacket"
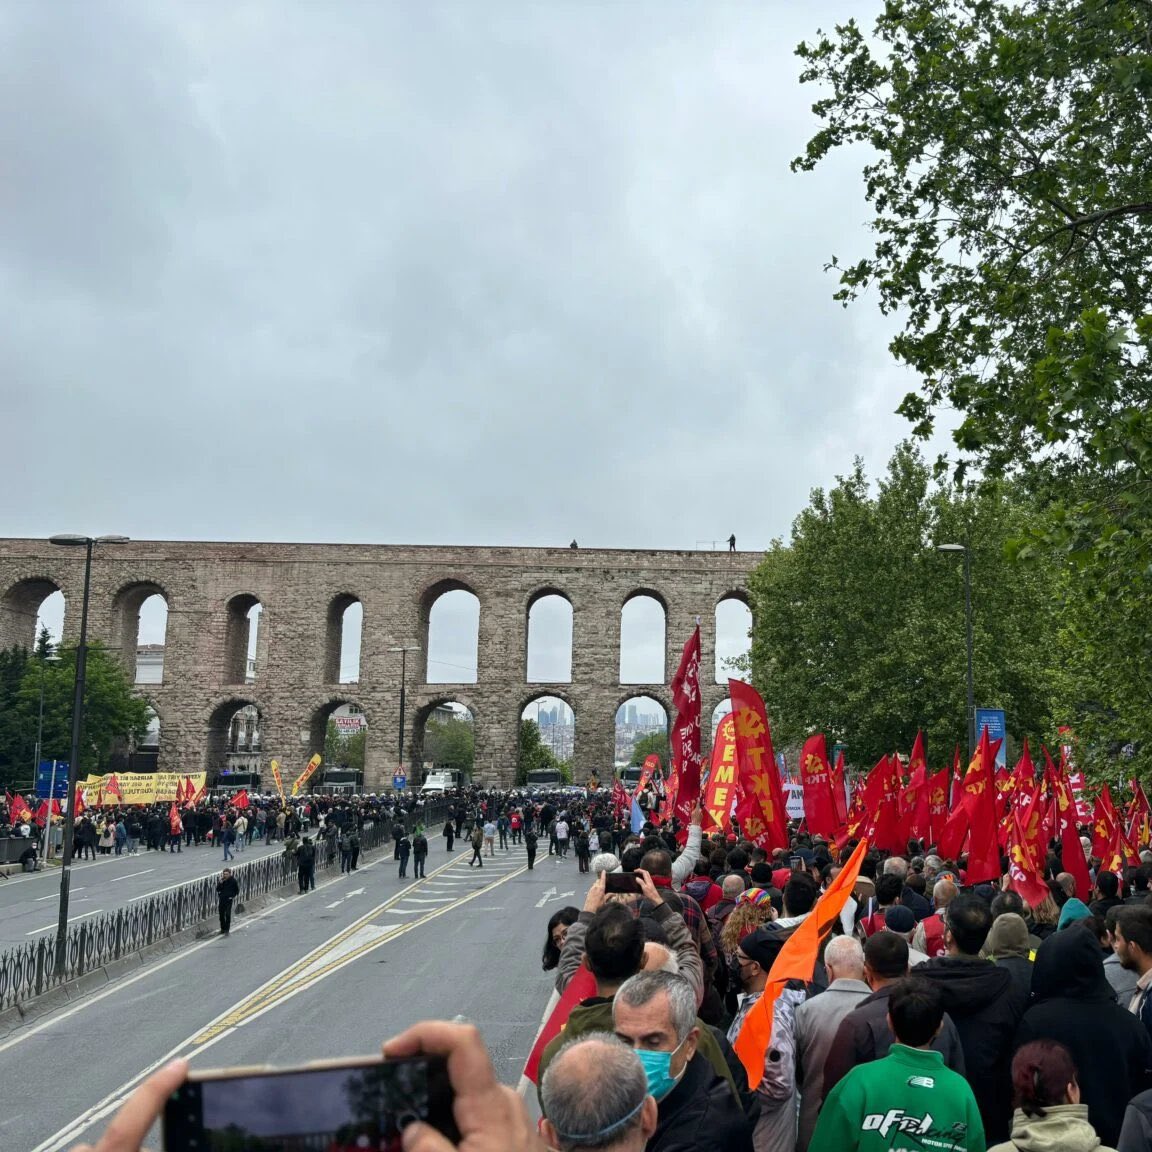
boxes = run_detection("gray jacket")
[1105,950,1139,1008]
[793,978,872,1152]
[555,898,704,1005]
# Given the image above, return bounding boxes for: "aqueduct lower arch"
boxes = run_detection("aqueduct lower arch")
[0,539,757,788]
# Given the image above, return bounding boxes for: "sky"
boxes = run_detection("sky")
[2,1,937,557]
[7,2,950,724]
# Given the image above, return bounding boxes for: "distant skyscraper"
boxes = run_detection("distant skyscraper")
[627,704,638,726]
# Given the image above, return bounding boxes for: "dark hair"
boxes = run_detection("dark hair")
[1134,865,1151,893]
[946,893,993,956]
[542,906,581,971]
[1117,907,1152,955]
[783,873,819,916]
[693,858,711,877]
[991,890,1025,920]
[640,849,672,878]
[709,849,727,871]
[876,874,904,906]
[585,905,645,983]
[888,978,944,1048]
[1012,1040,1078,1118]
[1096,871,1119,899]
[864,931,909,979]
[620,846,645,872]
[727,848,749,872]
[749,862,773,885]
[905,872,926,896]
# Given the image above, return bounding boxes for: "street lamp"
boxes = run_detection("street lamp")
[48,533,129,976]
[936,543,975,767]
[34,647,62,860]
[388,644,421,783]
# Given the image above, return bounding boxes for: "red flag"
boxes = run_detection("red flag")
[35,799,62,822]
[1091,784,1119,860]
[103,774,122,802]
[938,730,1002,881]
[729,678,788,851]
[830,749,849,830]
[230,788,250,810]
[668,627,703,834]
[701,714,738,833]
[1046,747,1091,901]
[925,770,949,847]
[901,732,932,846]
[1128,781,1152,849]
[798,734,838,838]
[168,802,182,835]
[1007,787,1050,910]
[1104,818,1140,880]
[522,967,598,1084]
[9,792,33,823]
[734,838,869,1087]
[857,755,903,854]
[633,754,660,800]
[611,779,629,817]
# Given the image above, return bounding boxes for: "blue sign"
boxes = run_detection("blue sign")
[35,760,68,799]
[392,774,407,791]
[974,709,1008,769]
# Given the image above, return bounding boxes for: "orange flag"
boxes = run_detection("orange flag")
[701,714,737,833]
[734,838,870,1087]
[728,679,788,851]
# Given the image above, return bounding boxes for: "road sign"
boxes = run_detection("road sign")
[974,708,1008,769]
[392,773,407,791]
[35,760,68,799]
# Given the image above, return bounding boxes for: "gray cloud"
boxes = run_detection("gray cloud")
[3,1,944,556]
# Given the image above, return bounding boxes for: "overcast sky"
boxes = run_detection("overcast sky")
[2,0,937,556]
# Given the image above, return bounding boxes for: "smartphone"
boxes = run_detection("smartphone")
[789,855,804,872]
[163,1054,457,1152]
[605,871,644,894]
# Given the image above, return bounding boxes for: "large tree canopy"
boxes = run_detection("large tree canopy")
[794,0,1152,577]
[747,445,1061,768]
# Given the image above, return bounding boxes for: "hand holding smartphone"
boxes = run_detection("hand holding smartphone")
[163,1054,457,1152]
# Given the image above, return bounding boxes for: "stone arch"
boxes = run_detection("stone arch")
[323,593,363,684]
[112,581,170,682]
[412,696,476,781]
[519,689,577,771]
[714,592,753,684]
[308,695,370,782]
[223,593,263,685]
[613,691,670,774]
[525,588,573,683]
[205,696,264,781]
[420,578,480,684]
[619,590,667,684]
[0,576,64,650]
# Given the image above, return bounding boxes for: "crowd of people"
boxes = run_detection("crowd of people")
[59,781,1152,1152]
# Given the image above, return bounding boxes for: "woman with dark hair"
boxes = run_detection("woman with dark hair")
[988,1039,1116,1152]
[541,906,580,971]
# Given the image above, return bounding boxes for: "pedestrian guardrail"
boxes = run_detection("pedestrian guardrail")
[0,799,450,1014]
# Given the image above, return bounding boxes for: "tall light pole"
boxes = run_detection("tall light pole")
[388,644,420,783]
[49,533,129,976]
[34,647,61,860]
[936,543,975,766]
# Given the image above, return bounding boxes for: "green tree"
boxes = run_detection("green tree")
[629,731,670,769]
[0,644,32,789]
[516,718,571,785]
[323,720,367,773]
[747,444,1062,767]
[422,716,474,776]
[793,1,1152,581]
[10,641,152,781]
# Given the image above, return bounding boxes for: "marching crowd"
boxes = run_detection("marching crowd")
[72,780,1152,1152]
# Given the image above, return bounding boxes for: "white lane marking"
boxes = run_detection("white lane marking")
[398,896,456,904]
[34,889,83,902]
[534,886,557,908]
[110,870,154,882]
[25,909,103,936]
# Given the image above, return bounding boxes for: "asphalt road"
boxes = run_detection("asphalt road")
[0,836,586,1151]
[0,838,286,947]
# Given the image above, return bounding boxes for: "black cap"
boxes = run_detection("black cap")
[739,927,786,970]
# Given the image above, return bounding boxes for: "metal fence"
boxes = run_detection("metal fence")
[0,799,450,1013]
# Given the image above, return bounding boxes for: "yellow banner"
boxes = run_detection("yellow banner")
[270,759,285,801]
[82,772,207,805]
[291,754,322,797]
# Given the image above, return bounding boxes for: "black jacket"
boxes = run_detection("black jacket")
[1017,923,1152,1148]
[649,1053,753,1152]
[822,981,967,1100]
[918,954,1027,1144]
[216,876,240,903]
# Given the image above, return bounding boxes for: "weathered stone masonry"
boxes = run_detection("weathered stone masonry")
[0,539,757,789]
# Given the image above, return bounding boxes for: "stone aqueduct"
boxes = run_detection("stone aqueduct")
[0,539,758,789]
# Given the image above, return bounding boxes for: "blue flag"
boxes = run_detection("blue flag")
[631,797,646,835]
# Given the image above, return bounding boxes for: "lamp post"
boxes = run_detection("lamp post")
[936,543,976,767]
[34,647,61,860]
[388,644,421,783]
[49,533,129,976]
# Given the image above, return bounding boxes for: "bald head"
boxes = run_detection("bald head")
[1056,872,1076,898]
[722,874,745,899]
[542,1033,654,1152]
[932,878,958,909]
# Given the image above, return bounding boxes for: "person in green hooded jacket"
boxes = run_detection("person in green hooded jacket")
[811,977,985,1152]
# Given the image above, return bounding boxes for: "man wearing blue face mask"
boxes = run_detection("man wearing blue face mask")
[612,970,753,1152]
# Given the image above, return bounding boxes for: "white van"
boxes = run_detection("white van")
[419,771,457,795]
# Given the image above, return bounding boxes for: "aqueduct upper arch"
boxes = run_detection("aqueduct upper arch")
[0,539,757,788]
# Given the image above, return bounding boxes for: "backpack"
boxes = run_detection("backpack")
[413,835,428,854]
[471,828,483,848]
